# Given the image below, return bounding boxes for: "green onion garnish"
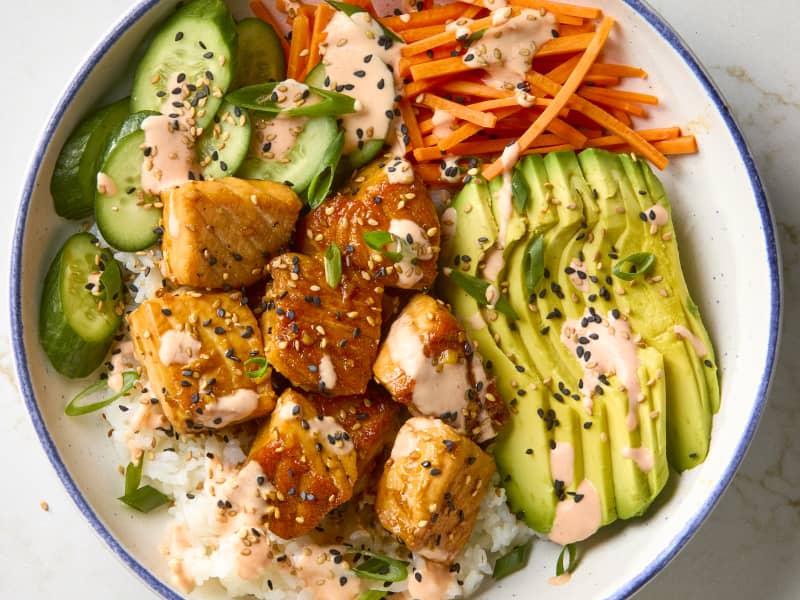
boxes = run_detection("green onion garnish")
[523,235,545,295]
[124,456,144,496]
[512,166,529,212]
[555,542,578,577]
[306,130,345,209]
[492,540,533,579]
[357,591,389,600]
[612,252,655,281]
[244,356,269,379]
[465,28,487,44]
[226,82,356,118]
[447,269,519,319]
[326,0,403,42]
[64,371,139,416]
[362,231,404,263]
[351,551,408,582]
[118,485,171,513]
[324,242,343,288]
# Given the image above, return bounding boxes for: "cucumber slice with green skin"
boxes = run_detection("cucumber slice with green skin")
[232,18,285,89]
[131,0,237,131]
[40,233,123,378]
[50,99,130,220]
[236,115,338,193]
[197,101,251,179]
[304,63,387,169]
[100,110,160,164]
[95,130,161,252]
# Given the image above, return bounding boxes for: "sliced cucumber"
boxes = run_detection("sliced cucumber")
[131,0,237,130]
[304,63,386,169]
[40,233,123,378]
[101,110,160,163]
[236,115,338,193]
[233,18,285,89]
[95,130,162,252]
[50,99,130,220]
[197,101,251,179]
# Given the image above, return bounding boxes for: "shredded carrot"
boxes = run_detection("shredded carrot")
[380,2,474,31]
[304,3,335,79]
[437,80,514,99]
[438,106,523,151]
[555,14,584,26]
[400,24,448,42]
[580,86,659,105]
[398,100,425,151]
[415,162,458,184]
[559,22,597,35]
[483,17,616,179]
[536,32,595,58]
[249,1,291,57]
[507,0,602,20]
[529,70,669,169]
[579,87,648,116]
[591,63,649,79]
[404,76,450,98]
[286,12,311,80]
[612,108,633,127]
[651,136,698,155]
[583,75,619,86]
[413,133,571,161]
[402,12,510,58]
[585,127,681,148]
[546,117,588,148]
[410,56,474,81]
[418,93,497,128]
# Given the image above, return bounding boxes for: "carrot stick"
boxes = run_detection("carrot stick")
[579,87,648,116]
[404,76,450,98]
[380,2,472,31]
[304,3,335,79]
[583,75,620,86]
[528,70,669,169]
[413,133,570,161]
[559,22,597,35]
[415,162,459,184]
[402,12,508,57]
[546,54,581,84]
[410,56,473,81]
[612,108,632,126]
[286,12,311,80]
[546,117,588,148]
[536,33,595,58]
[438,106,523,150]
[483,17,616,179]
[521,143,576,155]
[437,80,514,99]
[579,86,659,105]
[399,46,458,77]
[398,99,425,151]
[555,14,584,26]
[400,24,448,42]
[591,63,648,79]
[584,127,681,148]
[249,1,291,57]
[418,93,498,128]
[507,0,602,19]
[652,136,697,154]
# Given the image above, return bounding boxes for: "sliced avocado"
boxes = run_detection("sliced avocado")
[577,149,718,471]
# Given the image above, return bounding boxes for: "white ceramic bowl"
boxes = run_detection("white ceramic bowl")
[10,1,781,598]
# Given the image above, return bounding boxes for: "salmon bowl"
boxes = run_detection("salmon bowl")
[10,0,780,599]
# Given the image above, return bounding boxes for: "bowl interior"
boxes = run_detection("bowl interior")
[11,0,779,598]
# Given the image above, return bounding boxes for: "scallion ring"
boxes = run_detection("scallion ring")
[492,540,532,579]
[555,542,578,577]
[612,252,655,281]
[118,485,171,513]
[324,242,343,288]
[244,356,269,379]
[124,456,144,496]
[362,230,405,263]
[523,235,545,295]
[351,551,408,582]
[447,269,519,320]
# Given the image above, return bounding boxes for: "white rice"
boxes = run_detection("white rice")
[96,246,534,599]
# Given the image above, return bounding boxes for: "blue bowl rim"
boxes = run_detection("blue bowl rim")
[8,1,781,599]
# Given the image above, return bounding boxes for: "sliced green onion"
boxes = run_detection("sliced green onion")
[523,235,545,295]
[556,542,577,576]
[493,540,533,579]
[226,82,356,117]
[351,551,408,582]
[512,167,529,212]
[612,252,655,281]
[244,356,269,379]
[124,456,144,496]
[362,230,404,263]
[324,242,343,288]
[465,28,487,44]
[64,371,139,416]
[306,130,345,209]
[118,484,171,513]
[447,269,519,319]
[357,592,389,600]
[326,0,403,42]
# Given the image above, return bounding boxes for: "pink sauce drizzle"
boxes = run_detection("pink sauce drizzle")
[673,324,708,357]
[550,441,574,487]
[548,479,601,545]
[621,446,655,472]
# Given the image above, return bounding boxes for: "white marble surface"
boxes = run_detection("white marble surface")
[1,1,796,598]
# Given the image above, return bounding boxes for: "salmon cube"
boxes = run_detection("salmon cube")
[128,291,275,433]
[261,253,382,396]
[162,177,302,289]
[248,389,358,539]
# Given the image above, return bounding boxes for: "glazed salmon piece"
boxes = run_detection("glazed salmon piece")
[261,253,383,396]
[373,294,508,441]
[162,177,302,289]
[128,291,275,433]
[297,158,441,291]
[376,417,496,563]
[308,383,403,474]
[248,389,358,539]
